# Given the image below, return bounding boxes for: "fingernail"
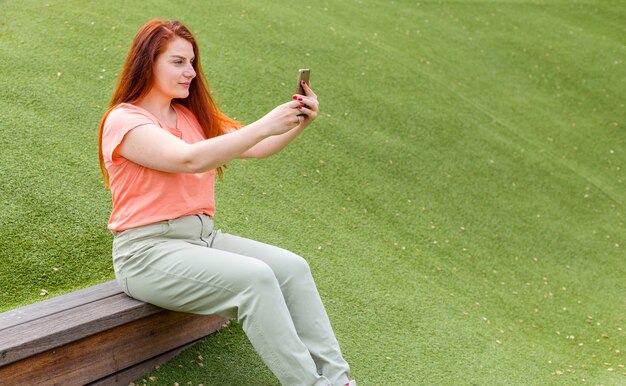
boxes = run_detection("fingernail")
[297,106,302,109]
[297,97,303,101]
[292,95,298,100]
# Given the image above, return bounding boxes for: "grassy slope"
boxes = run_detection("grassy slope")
[0,0,624,385]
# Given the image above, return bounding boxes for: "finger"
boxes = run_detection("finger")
[300,98,319,111]
[296,105,316,118]
[292,95,318,112]
[286,100,302,108]
[300,80,317,97]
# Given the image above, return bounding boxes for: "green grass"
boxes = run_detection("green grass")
[1,0,624,385]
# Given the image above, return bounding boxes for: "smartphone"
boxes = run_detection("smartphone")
[295,69,310,95]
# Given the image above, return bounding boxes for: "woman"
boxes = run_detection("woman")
[98,19,356,386]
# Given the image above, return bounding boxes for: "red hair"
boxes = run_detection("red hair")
[98,19,240,187]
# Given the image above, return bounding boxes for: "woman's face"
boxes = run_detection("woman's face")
[151,37,196,101]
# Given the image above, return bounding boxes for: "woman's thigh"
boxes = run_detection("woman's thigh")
[118,239,279,318]
[210,231,312,285]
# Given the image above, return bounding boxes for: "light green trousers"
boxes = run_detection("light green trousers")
[112,214,351,386]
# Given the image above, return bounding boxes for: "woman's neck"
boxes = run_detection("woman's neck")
[136,94,176,127]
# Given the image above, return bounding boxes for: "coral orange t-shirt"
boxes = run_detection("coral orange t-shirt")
[102,103,215,231]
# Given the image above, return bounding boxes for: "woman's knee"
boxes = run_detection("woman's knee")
[292,253,312,276]
[245,259,281,291]
[277,252,313,283]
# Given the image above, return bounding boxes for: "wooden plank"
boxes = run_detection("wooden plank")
[0,311,229,385]
[0,281,122,331]
[87,339,202,386]
[0,293,162,366]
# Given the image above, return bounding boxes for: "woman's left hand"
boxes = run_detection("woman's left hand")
[292,81,319,128]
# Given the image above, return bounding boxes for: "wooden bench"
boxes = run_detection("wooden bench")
[0,280,229,385]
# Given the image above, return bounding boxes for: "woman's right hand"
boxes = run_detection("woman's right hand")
[257,100,305,137]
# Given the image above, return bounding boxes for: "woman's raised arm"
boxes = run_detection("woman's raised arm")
[118,99,304,173]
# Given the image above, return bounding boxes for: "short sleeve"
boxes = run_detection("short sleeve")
[102,104,156,165]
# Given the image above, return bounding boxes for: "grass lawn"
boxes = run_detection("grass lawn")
[1,0,624,385]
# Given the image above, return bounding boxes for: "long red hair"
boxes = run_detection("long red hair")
[98,19,240,187]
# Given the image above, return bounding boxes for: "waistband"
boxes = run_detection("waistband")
[113,214,214,240]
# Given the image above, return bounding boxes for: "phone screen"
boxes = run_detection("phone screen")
[296,69,310,95]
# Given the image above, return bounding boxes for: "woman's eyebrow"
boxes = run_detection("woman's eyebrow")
[170,54,195,61]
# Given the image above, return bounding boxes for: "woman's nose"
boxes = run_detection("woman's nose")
[184,64,196,78]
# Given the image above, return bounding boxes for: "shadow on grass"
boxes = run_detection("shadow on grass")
[135,322,279,386]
